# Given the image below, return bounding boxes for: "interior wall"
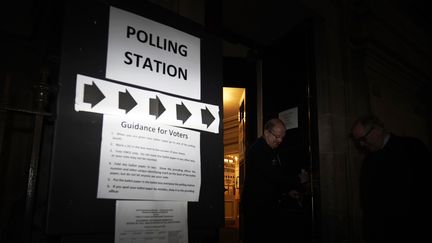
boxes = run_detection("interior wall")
[224,115,239,155]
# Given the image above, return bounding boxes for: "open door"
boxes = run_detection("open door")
[261,20,318,243]
[223,87,245,229]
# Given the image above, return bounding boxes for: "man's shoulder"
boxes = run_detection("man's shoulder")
[390,134,430,156]
[391,134,426,147]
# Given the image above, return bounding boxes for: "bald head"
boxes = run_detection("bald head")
[263,118,286,149]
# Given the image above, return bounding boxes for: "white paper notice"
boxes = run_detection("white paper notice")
[74,74,220,134]
[115,200,188,243]
[279,107,298,130]
[97,115,201,201]
[107,6,201,100]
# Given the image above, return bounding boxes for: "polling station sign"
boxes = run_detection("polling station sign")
[106,6,201,100]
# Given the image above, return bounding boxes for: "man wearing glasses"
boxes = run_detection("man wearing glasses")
[241,118,304,242]
[350,114,430,243]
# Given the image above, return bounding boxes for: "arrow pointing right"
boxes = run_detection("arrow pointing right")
[149,95,166,119]
[176,102,192,124]
[84,81,105,108]
[119,89,137,113]
[201,106,215,128]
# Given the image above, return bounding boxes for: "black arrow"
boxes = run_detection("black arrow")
[176,102,192,124]
[149,95,166,119]
[201,106,215,128]
[84,81,105,108]
[119,89,137,113]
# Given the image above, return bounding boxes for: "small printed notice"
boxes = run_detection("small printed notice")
[115,200,188,243]
[97,114,201,201]
[279,107,298,130]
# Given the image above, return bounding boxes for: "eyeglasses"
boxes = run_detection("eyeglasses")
[268,129,285,140]
[352,126,374,143]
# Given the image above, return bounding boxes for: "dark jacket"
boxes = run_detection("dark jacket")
[241,137,301,242]
[360,134,430,243]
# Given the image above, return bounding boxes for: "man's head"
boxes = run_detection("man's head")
[263,118,286,149]
[351,114,387,152]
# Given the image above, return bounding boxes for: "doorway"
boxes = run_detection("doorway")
[223,87,246,230]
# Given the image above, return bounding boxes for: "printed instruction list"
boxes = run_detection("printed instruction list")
[97,115,201,201]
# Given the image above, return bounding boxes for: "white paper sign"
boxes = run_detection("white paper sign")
[279,107,298,130]
[115,200,188,243]
[74,74,220,133]
[97,115,201,201]
[106,6,201,99]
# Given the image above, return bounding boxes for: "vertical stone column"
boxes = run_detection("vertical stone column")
[312,0,371,242]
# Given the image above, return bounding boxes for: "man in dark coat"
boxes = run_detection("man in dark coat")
[351,114,430,243]
[241,118,303,243]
